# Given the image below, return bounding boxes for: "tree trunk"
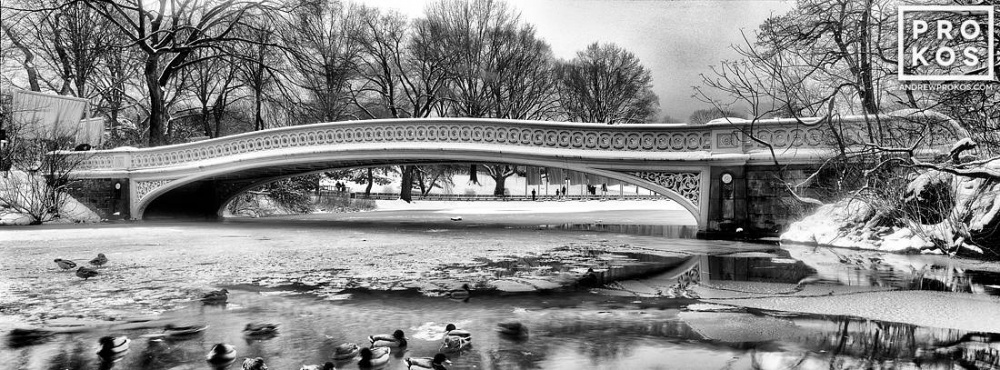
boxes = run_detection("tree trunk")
[145,56,166,146]
[365,168,374,198]
[858,1,878,116]
[421,173,441,197]
[3,25,42,92]
[415,170,428,198]
[492,174,506,197]
[201,106,213,137]
[469,165,479,184]
[399,165,415,203]
[254,91,264,131]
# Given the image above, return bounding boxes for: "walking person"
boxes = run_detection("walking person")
[531,189,536,201]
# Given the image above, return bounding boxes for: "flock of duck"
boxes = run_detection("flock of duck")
[89,304,527,370]
[197,288,527,369]
[35,257,532,369]
[54,253,106,279]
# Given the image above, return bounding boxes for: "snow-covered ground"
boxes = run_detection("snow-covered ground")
[373,198,685,213]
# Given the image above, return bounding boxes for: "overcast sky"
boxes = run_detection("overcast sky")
[362,0,795,122]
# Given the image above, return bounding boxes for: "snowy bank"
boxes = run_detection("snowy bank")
[781,168,1000,255]
[0,171,101,226]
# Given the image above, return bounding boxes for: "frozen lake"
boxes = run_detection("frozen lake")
[2,201,999,369]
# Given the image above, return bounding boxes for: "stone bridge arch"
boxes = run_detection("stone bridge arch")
[135,151,709,226]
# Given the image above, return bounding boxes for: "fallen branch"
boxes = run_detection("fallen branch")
[910,157,1000,180]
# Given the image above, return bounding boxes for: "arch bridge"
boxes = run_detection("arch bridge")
[62,111,962,233]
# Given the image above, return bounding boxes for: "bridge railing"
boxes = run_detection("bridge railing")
[63,110,965,172]
[705,109,966,156]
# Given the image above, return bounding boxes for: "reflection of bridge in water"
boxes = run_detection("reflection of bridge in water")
[62,110,963,232]
[543,248,1000,369]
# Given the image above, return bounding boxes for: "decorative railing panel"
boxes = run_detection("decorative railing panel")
[629,172,701,206]
[134,180,172,202]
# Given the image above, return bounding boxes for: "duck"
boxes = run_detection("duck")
[206,343,237,365]
[405,353,451,370]
[331,342,361,361]
[369,329,407,347]
[440,335,471,352]
[443,324,471,339]
[164,323,208,337]
[90,253,108,267]
[242,357,267,370]
[96,336,130,357]
[244,323,279,338]
[8,328,54,347]
[54,258,77,270]
[446,284,471,302]
[358,347,390,368]
[578,268,600,288]
[496,321,529,340]
[201,289,229,304]
[76,266,99,280]
[300,362,336,370]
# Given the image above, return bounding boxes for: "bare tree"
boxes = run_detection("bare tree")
[418,0,557,196]
[74,0,275,146]
[688,108,747,125]
[86,28,146,147]
[555,42,659,124]
[37,1,113,97]
[2,17,43,92]
[234,14,288,132]
[413,164,462,197]
[181,50,241,138]
[423,0,557,120]
[282,0,361,123]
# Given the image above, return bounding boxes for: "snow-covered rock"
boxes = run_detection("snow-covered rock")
[880,228,933,253]
[780,199,874,247]
[0,212,32,226]
[903,170,954,224]
[962,162,1000,248]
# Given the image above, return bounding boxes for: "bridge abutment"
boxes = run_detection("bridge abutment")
[744,165,831,234]
[704,164,838,236]
[706,166,747,233]
[65,178,130,220]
